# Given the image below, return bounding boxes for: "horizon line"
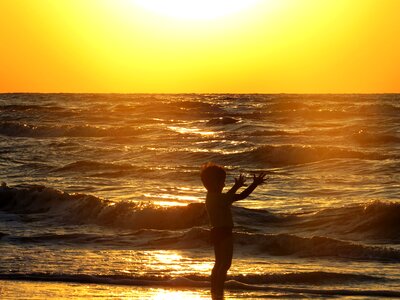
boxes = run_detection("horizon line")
[1,92,399,95]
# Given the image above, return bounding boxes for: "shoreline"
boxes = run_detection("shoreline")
[1,279,400,299]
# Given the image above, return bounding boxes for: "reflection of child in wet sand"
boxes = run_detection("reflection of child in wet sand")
[200,163,267,298]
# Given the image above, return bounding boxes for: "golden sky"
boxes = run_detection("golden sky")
[0,0,399,93]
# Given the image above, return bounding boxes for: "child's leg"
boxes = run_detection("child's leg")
[211,235,233,295]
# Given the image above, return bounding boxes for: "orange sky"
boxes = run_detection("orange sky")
[0,0,399,93]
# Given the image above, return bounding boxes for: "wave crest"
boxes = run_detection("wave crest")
[245,145,387,167]
[150,229,400,261]
[0,184,207,230]
[0,270,385,287]
[0,122,148,137]
[2,184,400,240]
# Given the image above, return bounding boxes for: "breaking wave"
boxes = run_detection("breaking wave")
[149,228,400,261]
[1,184,400,263]
[0,271,385,286]
[4,227,400,261]
[0,184,208,230]
[292,201,400,241]
[1,184,399,242]
[0,272,399,297]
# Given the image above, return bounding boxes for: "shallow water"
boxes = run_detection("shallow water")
[0,94,399,298]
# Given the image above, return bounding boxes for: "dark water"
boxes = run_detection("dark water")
[0,94,399,298]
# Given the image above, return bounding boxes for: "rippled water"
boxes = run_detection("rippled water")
[0,94,399,298]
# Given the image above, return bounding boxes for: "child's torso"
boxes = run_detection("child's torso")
[205,192,234,228]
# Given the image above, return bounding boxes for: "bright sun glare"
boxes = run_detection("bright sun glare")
[134,0,262,20]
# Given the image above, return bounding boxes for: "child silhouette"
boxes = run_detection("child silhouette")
[200,162,267,298]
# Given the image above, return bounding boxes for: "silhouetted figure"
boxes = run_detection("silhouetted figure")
[200,163,267,298]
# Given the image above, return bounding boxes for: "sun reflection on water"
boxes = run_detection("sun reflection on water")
[143,192,201,207]
[144,193,200,202]
[168,126,216,136]
[153,251,183,265]
[151,289,205,300]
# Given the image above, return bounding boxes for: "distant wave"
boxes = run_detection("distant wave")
[249,129,298,136]
[2,95,399,124]
[54,160,138,173]
[155,144,391,167]
[0,104,66,112]
[2,120,397,151]
[351,130,400,145]
[260,101,400,116]
[133,100,224,118]
[240,145,389,167]
[232,103,400,124]
[52,161,190,179]
[1,272,399,297]
[0,122,153,137]
[249,126,400,146]
[357,103,400,115]
[207,117,240,126]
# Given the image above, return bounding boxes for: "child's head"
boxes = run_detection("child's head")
[200,162,226,192]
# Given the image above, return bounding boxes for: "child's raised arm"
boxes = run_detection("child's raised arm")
[230,173,268,202]
[226,174,246,196]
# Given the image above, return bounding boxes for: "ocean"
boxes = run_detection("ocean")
[0,93,399,299]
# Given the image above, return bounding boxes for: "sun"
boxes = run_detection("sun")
[134,0,261,20]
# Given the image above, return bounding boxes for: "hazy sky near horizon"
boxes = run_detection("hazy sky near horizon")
[1,0,399,93]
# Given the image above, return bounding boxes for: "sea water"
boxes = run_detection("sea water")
[0,94,399,298]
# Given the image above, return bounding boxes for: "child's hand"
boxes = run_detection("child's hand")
[252,172,268,185]
[234,174,246,188]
